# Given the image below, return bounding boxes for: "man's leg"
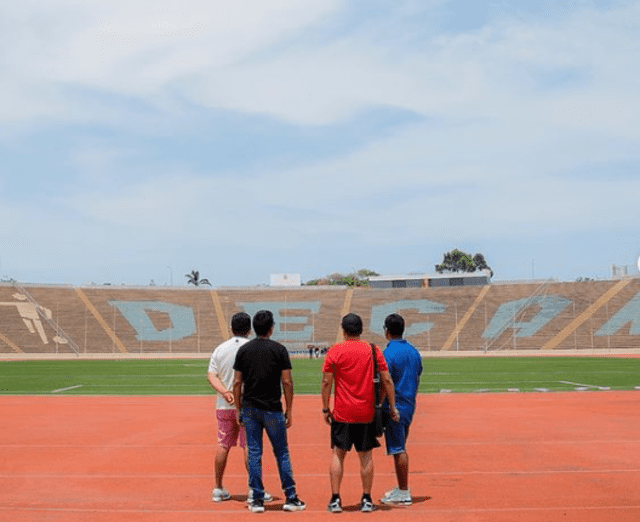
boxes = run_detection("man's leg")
[263,410,296,499]
[243,440,274,503]
[381,422,412,505]
[356,450,374,495]
[214,409,239,495]
[214,446,231,489]
[330,447,347,495]
[393,451,409,490]
[395,423,410,489]
[242,408,265,500]
[263,411,305,511]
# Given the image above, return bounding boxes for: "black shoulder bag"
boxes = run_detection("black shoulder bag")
[371,343,385,437]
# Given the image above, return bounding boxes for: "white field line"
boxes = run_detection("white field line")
[3,439,640,448]
[4,468,640,479]
[51,384,83,394]
[558,380,599,388]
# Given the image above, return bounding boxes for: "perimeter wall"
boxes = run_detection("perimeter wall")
[2,279,640,356]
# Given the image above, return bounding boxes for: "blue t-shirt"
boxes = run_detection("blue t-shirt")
[383,339,422,424]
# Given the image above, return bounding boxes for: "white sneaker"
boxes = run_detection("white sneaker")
[380,487,412,505]
[247,489,274,503]
[212,487,231,502]
[382,487,399,499]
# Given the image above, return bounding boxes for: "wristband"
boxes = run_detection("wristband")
[322,408,330,413]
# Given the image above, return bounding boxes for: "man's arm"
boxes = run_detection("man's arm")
[207,372,234,405]
[281,369,294,428]
[321,372,333,425]
[232,370,243,425]
[380,370,400,422]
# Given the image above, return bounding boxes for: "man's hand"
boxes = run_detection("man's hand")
[321,373,334,426]
[236,409,243,427]
[285,410,293,429]
[390,406,400,423]
[223,391,234,405]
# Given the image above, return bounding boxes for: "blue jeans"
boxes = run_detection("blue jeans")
[242,407,296,500]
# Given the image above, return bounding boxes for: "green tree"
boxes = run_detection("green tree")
[185,270,211,286]
[435,249,493,277]
[305,268,379,287]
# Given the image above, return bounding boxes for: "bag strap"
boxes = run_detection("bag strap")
[370,343,381,407]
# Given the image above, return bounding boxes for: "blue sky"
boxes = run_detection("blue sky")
[1,0,639,286]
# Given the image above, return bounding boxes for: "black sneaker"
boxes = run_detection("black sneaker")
[361,497,375,512]
[283,496,306,512]
[248,499,265,513]
[327,497,342,513]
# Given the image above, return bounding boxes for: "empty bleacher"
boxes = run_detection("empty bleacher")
[1,278,640,357]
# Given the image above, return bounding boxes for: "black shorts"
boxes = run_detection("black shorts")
[331,421,381,452]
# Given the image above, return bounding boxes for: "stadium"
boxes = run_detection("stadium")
[3,0,640,517]
[2,275,640,521]
[1,276,640,357]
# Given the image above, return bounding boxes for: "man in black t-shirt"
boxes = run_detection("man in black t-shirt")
[233,310,306,513]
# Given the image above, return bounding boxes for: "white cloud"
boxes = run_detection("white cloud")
[187,2,640,127]
[2,0,639,132]
[0,0,343,124]
[1,1,640,284]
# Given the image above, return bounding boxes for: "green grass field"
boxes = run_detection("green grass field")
[1,357,639,395]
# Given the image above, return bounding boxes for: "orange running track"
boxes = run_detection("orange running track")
[1,392,640,521]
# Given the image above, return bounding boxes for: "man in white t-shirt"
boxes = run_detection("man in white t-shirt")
[207,312,273,503]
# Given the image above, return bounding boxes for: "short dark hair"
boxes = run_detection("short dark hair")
[384,313,405,338]
[231,312,251,336]
[341,313,363,336]
[253,310,275,337]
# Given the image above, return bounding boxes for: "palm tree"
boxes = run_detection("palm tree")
[185,270,211,286]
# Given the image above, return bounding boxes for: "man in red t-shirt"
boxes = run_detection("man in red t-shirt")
[321,313,400,513]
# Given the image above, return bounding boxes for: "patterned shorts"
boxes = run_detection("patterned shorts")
[216,409,246,449]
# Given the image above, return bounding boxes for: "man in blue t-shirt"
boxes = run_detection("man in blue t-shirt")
[380,313,423,506]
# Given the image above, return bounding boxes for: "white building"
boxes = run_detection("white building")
[368,270,491,289]
[270,273,302,287]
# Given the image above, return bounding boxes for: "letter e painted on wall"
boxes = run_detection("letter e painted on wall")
[239,301,321,342]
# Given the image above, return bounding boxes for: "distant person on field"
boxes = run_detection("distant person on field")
[321,313,400,513]
[379,313,423,506]
[207,312,273,504]
[233,310,306,513]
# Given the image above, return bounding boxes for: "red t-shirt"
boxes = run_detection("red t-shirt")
[322,340,388,424]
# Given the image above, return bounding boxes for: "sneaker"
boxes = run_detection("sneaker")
[248,499,265,513]
[360,497,375,513]
[212,487,231,502]
[380,488,412,506]
[247,490,274,503]
[381,487,399,499]
[327,497,342,513]
[283,496,306,512]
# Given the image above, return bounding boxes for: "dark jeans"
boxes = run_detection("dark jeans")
[242,407,296,500]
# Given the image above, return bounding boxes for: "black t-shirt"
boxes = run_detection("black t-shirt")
[233,337,292,412]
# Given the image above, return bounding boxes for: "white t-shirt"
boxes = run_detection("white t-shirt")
[208,336,250,410]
